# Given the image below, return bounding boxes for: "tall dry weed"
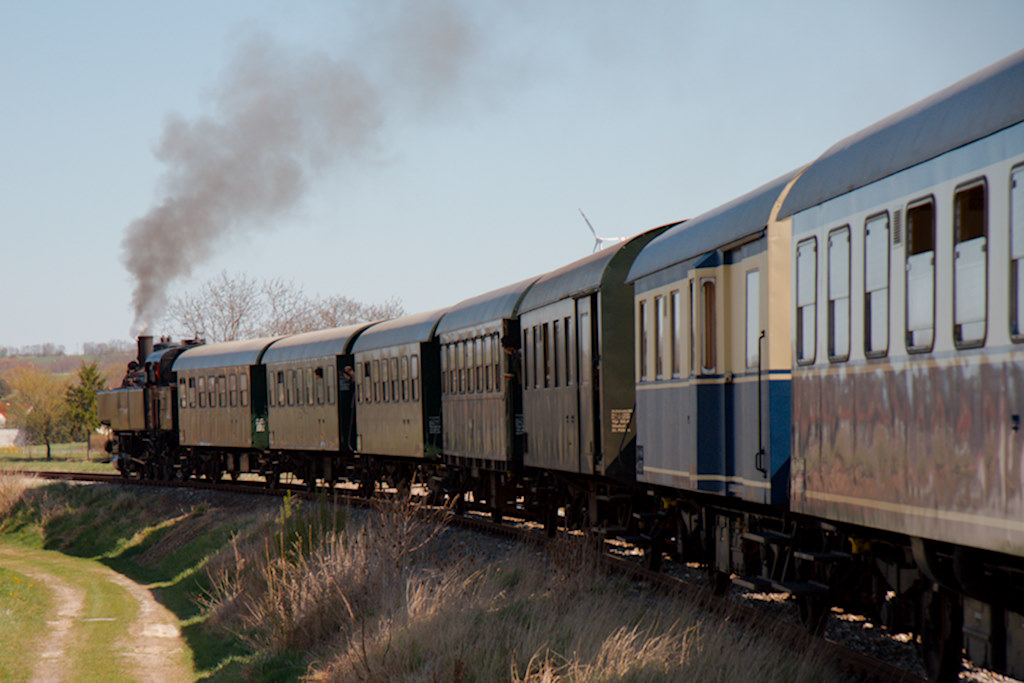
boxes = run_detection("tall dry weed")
[204,494,838,682]
[0,471,34,520]
[204,491,449,661]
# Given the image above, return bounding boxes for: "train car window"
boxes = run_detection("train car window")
[411,354,420,401]
[198,376,206,407]
[1012,167,1024,340]
[670,291,681,378]
[638,299,649,381]
[654,295,665,380]
[401,356,409,401]
[240,373,249,407]
[229,374,238,407]
[906,198,936,352]
[370,361,377,402]
[188,377,196,408]
[447,345,456,395]
[327,364,335,404]
[454,342,463,394]
[483,336,492,392]
[746,270,761,369]
[179,378,187,408]
[317,368,325,405]
[544,322,554,388]
[701,279,717,373]
[466,341,475,393]
[864,213,890,356]
[209,375,216,407]
[390,357,398,400]
[440,345,448,395]
[688,279,696,375]
[552,321,561,387]
[563,318,573,386]
[382,358,391,402]
[495,334,502,390]
[828,227,851,362]
[297,369,305,406]
[579,311,592,388]
[218,375,227,408]
[954,180,987,348]
[475,338,483,392]
[277,371,286,406]
[536,326,543,389]
[523,328,532,391]
[796,239,817,364]
[289,370,298,406]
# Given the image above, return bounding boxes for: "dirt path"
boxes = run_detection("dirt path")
[0,544,193,682]
[23,567,85,683]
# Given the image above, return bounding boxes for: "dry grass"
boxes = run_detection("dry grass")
[202,494,839,683]
[0,471,36,519]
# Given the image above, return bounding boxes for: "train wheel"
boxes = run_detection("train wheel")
[797,595,830,636]
[918,587,963,683]
[645,543,663,572]
[266,470,279,490]
[303,468,317,493]
[709,569,731,596]
[544,504,558,538]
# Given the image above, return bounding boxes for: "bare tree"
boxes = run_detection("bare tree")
[165,271,264,341]
[163,271,404,342]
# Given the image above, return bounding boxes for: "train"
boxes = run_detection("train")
[99,49,1024,682]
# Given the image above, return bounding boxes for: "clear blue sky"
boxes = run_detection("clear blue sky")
[2,1,1022,352]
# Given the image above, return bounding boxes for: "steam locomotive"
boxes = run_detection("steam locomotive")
[100,49,1024,681]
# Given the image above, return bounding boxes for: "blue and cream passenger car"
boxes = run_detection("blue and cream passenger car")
[628,173,798,506]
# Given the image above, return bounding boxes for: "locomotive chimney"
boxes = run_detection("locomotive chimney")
[137,335,154,364]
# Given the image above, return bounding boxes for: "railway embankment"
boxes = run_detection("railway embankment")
[0,473,846,682]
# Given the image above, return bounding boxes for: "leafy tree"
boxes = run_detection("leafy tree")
[163,271,404,342]
[66,361,106,460]
[5,365,71,460]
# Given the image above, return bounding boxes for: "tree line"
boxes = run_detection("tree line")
[161,271,404,342]
[1,362,105,460]
[0,272,403,459]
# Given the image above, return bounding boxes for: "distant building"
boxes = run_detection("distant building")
[0,429,19,448]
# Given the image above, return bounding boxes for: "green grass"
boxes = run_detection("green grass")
[0,478,272,680]
[0,543,189,682]
[0,443,116,474]
[0,564,50,680]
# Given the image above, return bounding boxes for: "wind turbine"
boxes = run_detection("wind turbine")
[580,209,627,252]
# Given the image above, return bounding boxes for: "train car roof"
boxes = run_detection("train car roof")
[627,169,800,282]
[435,276,541,335]
[172,336,282,371]
[779,48,1024,219]
[518,226,673,313]
[351,308,448,352]
[262,322,376,363]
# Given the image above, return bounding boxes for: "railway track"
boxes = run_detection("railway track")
[18,469,927,682]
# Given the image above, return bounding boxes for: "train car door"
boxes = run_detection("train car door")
[576,295,597,475]
[695,273,726,493]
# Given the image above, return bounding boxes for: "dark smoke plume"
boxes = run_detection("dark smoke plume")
[123,2,482,333]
